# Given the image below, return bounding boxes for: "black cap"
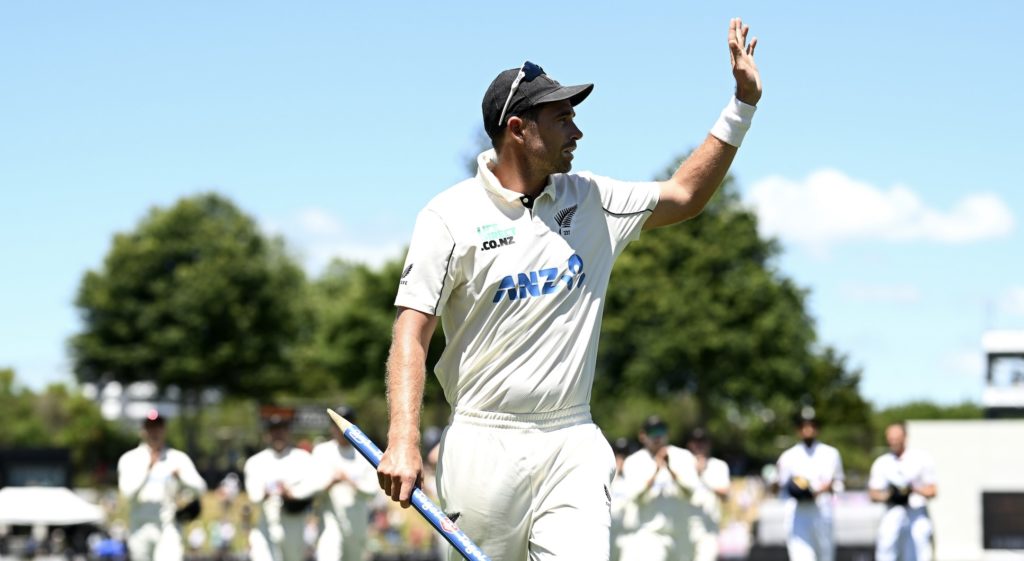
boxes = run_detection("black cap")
[265,414,291,430]
[612,437,632,455]
[482,61,593,141]
[642,415,668,435]
[333,405,356,425]
[688,427,710,443]
[142,408,165,427]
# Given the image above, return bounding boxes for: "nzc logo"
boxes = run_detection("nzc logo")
[491,254,586,303]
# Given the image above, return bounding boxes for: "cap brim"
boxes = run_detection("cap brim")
[535,83,594,107]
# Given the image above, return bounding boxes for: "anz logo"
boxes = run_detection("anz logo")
[492,254,586,303]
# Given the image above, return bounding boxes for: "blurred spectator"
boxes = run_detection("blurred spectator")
[187,525,206,555]
[617,416,700,561]
[312,406,379,561]
[775,409,845,561]
[686,428,731,561]
[244,415,320,561]
[868,422,937,561]
[117,410,207,561]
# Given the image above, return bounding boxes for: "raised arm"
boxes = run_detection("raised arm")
[376,306,438,508]
[645,17,762,230]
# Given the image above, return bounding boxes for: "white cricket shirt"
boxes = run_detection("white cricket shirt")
[868,448,936,510]
[777,440,845,511]
[117,443,208,526]
[396,149,659,414]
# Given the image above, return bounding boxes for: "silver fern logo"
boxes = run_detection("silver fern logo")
[555,204,577,236]
[400,264,413,285]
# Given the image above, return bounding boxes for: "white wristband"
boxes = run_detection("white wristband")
[709,96,757,147]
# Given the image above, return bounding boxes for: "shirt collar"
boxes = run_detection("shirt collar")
[476,149,556,205]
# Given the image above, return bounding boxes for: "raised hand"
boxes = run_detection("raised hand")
[728,17,762,106]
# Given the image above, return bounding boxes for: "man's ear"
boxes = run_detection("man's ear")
[506,116,527,144]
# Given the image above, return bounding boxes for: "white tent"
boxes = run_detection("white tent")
[0,486,105,526]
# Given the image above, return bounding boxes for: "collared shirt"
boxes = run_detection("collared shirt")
[117,443,207,526]
[777,440,845,511]
[692,456,730,525]
[243,446,319,520]
[395,149,660,414]
[868,448,936,510]
[619,446,701,536]
[312,440,379,517]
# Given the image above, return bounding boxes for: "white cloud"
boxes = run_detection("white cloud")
[745,169,1014,252]
[260,208,406,274]
[840,283,921,304]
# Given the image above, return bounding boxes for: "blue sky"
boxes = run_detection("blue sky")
[2,1,1022,407]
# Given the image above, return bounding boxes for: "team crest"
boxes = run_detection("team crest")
[555,204,577,236]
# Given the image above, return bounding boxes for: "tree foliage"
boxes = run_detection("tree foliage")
[0,368,135,486]
[71,194,307,399]
[294,257,450,434]
[593,155,873,472]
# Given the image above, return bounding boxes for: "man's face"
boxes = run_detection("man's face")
[688,439,710,457]
[142,423,166,447]
[640,428,668,453]
[798,421,818,441]
[268,426,290,452]
[885,424,906,455]
[522,100,583,175]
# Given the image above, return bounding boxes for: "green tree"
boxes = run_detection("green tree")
[296,257,450,438]
[594,155,872,473]
[70,194,308,449]
[0,369,135,486]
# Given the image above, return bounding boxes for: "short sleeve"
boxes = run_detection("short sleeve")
[704,458,731,490]
[868,457,888,491]
[394,208,456,316]
[583,173,660,249]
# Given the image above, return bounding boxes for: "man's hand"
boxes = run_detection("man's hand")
[377,440,423,509]
[654,446,669,469]
[729,17,761,106]
[331,469,350,486]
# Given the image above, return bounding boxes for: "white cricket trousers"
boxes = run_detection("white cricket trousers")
[785,503,834,561]
[316,510,368,561]
[437,405,616,561]
[127,522,183,561]
[875,506,933,561]
[249,513,307,561]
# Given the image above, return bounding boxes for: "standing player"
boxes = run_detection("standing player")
[617,417,700,561]
[244,415,320,561]
[312,406,380,561]
[775,410,845,561]
[377,18,762,561]
[117,410,208,561]
[868,422,938,561]
[686,428,731,561]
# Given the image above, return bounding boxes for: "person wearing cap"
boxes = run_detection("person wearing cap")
[311,406,380,561]
[616,416,700,561]
[377,17,761,561]
[244,414,320,561]
[117,410,207,561]
[685,428,731,561]
[775,409,845,561]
